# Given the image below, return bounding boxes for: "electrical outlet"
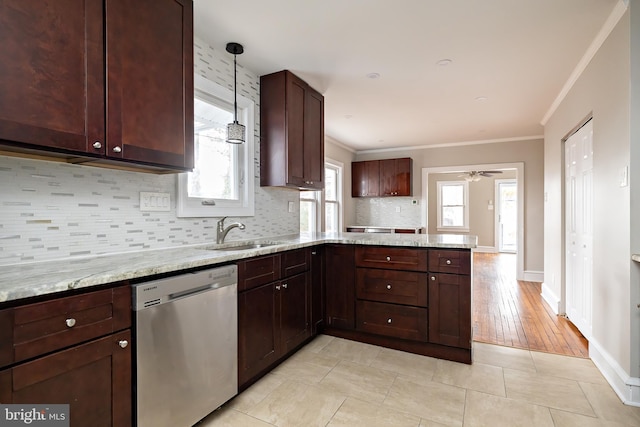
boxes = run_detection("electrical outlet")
[395,206,401,213]
[140,192,171,212]
[288,201,295,213]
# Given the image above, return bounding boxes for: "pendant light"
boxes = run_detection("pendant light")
[226,42,245,144]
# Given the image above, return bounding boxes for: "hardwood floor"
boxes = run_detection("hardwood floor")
[472,252,589,358]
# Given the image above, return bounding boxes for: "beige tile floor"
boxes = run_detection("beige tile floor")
[198,335,640,427]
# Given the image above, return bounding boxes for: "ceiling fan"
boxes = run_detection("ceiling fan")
[458,170,503,181]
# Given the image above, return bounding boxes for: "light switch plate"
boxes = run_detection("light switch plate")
[140,192,171,212]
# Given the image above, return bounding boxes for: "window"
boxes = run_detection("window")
[177,75,254,217]
[437,181,469,232]
[300,190,320,233]
[324,161,342,233]
[299,160,343,233]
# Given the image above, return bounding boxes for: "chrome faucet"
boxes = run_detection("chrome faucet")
[216,217,246,244]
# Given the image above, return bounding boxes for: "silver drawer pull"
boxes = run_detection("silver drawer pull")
[431,276,436,281]
[282,283,288,289]
[386,284,392,290]
[386,256,391,261]
[112,146,122,153]
[446,259,452,265]
[65,318,76,328]
[118,340,128,349]
[387,318,392,324]
[275,285,281,291]
[92,141,102,149]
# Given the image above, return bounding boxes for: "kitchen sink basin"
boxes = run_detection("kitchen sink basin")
[202,243,278,251]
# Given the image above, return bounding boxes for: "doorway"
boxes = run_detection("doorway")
[495,179,517,253]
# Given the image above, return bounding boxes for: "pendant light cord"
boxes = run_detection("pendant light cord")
[233,53,238,123]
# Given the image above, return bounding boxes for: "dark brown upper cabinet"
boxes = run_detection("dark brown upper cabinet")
[351,160,380,197]
[0,0,194,172]
[260,70,324,190]
[352,157,412,197]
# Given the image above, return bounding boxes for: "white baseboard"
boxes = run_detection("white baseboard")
[540,283,560,315]
[590,338,640,407]
[524,270,544,283]
[472,246,497,253]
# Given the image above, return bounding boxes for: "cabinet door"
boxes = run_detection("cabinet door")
[303,87,324,189]
[380,158,412,196]
[310,246,325,334]
[351,160,380,197]
[428,273,471,349]
[3,331,131,427]
[285,75,306,187]
[238,283,278,386]
[0,0,105,154]
[325,245,356,329]
[279,272,311,353]
[105,0,193,170]
[394,157,412,196]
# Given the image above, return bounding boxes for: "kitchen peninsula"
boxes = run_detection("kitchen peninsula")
[0,232,475,425]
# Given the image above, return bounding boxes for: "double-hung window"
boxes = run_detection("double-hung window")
[177,75,254,217]
[437,181,469,232]
[299,160,343,233]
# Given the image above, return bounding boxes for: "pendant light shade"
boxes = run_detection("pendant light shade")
[226,42,245,144]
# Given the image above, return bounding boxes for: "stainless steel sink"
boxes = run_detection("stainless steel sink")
[202,243,278,251]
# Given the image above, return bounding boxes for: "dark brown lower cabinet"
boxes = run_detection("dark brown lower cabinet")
[0,331,131,427]
[238,250,312,389]
[428,272,472,348]
[310,246,325,334]
[324,245,355,329]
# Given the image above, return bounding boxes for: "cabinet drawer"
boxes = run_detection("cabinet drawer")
[428,250,471,275]
[0,285,131,367]
[356,268,427,307]
[355,246,428,271]
[281,248,309,278]
[356,300,427,341]
[238,254,281,292]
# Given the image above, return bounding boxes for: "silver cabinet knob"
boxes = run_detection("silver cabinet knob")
[65,318,76,328]
[446,259,452,265]
[112,146,122,153]
[118,340,128,349]
[92,141,102,149]
[387,318,392,324]
[282,283,288,289]
[275,285,281,291]
[431,276,436,281]
[386,256,391,261]
[386,284,392,290]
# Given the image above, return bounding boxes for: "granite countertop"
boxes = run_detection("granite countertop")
[0,232,477,304]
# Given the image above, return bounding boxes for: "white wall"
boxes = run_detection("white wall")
[544,5,640,404]
[0,37,300,265]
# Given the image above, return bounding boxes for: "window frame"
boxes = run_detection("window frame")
[324,160,343,233]
[177,74,255,218]
[436,180,470,232]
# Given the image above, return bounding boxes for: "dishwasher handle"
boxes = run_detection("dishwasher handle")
[169,284,214,300]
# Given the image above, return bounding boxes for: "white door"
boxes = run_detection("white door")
[565,119,593,340]
[495,179,517,253]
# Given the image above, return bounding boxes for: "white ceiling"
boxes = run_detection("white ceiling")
[194,0,620,152]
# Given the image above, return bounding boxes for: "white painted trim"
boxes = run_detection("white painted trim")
[356,135,543,154]
[590,338,640,407]
[524,270,544,283]
[325,136,356,153]
[540,0,628,125]
[422,162,525,280]
[472,246,497,253]
[541,283,560,315]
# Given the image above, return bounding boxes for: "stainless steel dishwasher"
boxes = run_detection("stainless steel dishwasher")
[133,264,237,427]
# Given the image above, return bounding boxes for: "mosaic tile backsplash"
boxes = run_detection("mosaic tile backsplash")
[0,37,299,266]
[354,197,422,228]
